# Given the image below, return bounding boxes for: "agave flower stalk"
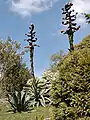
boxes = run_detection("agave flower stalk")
[25,24,43,107]
[25,24,39,79]
[61,2,80,51]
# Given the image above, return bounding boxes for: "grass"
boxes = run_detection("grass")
[0,103,90,120]
[0,104,53,120]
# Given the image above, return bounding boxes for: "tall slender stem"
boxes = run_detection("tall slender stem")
[25,24,39,79]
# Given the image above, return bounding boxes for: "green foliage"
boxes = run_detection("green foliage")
[0,38,31,112]
[0,38,30,92]
[51,35,90,120]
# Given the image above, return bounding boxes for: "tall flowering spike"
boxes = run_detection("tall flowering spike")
[61,2,80,51]
[25,24,39,78]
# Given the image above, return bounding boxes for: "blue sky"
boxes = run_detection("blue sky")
[0,0,90,77]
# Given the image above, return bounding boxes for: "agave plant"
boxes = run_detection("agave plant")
[27,77,51,108]
[6,89,31,112]
[24,24,51,108]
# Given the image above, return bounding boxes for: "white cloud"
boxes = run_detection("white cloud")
[72,0,90,24]
[8,0,58,17]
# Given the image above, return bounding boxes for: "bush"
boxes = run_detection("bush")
[51,35,90,120]
[0,38,31,112]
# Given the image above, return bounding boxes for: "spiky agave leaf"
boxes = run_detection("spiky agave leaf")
[12,91,18,108]
[27,77,51,108]
[8,90,31,112]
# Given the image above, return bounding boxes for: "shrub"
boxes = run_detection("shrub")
[51,35,90,120]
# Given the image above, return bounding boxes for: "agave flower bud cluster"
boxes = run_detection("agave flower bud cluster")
[25,24,39,49]
[61,2,80,51]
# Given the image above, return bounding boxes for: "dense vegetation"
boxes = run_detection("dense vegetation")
[0,1,90,120]
[0,38,31,112]
[51,35,90,120]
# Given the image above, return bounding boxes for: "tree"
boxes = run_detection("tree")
[51,35,90,120]
[0,38,31,112]
[61,2,80,51]
[50,50,64,66]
